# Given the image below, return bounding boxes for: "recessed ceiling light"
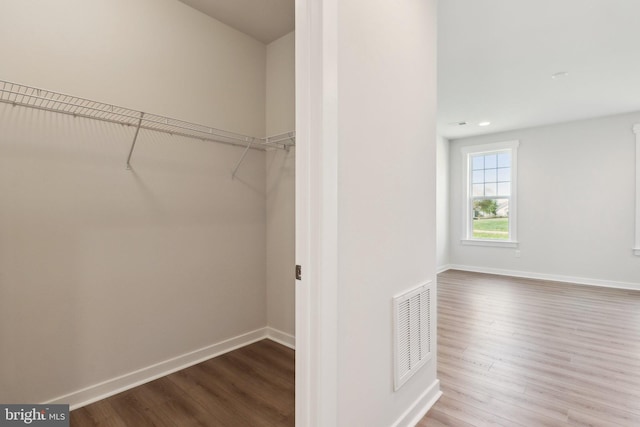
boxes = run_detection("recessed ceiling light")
[551,71,569,79]
[478,121,491,127]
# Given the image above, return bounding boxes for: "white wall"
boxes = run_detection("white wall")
[449,112,640,287]
[336,0,439,425]
[0,0,265,136]
[266,31,296,339]
[437,136,450,271]
[0,0,268,404]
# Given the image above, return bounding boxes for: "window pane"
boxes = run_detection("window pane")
[484,154,497,169]
[472,156,484,170]
[472,184,484,196]
[485,183,497,196]
[472,170,484,184]
[497,167,510,182]
[498,153,510,168]
[484,168,497,183]
[472,198,509,240]
[497,182,511,196]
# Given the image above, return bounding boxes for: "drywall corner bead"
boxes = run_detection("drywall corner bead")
[635,124,640,256]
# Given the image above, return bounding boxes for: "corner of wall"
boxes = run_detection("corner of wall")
[265,28,296,337]
[437,135,451,270]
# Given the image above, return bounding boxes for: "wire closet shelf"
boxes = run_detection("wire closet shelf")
[0,80,295,171]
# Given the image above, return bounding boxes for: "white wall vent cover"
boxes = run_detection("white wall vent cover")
[393,282,432,391]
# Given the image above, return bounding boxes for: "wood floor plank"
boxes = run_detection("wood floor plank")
[526,383,640,426]
[419,270,640,427]
[431,394,520,427]
[416,408,476,427]
[71,340,294,426]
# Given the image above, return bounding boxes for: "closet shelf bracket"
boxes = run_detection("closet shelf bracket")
[231,137,256,179]
[264,131,296,151]
[126,112,145,170]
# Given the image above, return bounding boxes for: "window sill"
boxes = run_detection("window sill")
[461,239,519,248]
[634,248,640,256]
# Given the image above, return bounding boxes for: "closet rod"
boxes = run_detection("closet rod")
[0,80,295,166]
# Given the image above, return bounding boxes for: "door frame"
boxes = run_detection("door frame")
[295,0,339,425]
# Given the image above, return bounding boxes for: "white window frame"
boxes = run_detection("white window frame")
[461,140,520,248]
[634,125,640,256]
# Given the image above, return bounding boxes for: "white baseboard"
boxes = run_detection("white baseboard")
[437,264,451,274]
[449,264,640,291]
[391,379,442,427]
[266,327,296,349]
[45,327,274,410]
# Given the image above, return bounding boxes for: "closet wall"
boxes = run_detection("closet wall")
[266,32,296,339]
[0,0,275,405]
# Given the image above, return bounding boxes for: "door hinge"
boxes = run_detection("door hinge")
[295,265,302,280]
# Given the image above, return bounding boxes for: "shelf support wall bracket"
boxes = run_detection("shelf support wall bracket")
[126,112,145,170]
[231,138,255,179]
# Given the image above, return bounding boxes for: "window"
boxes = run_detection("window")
[461,141,519,247]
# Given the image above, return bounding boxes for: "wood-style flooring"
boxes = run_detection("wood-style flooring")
[72,270,640,426]
[419,269,640,427]
[70,339,294,426]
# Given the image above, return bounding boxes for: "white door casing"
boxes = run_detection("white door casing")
[295,0,340,425]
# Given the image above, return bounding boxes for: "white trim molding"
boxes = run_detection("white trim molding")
[295,0,340,425]
[390,379,442,427]
[44,327,288,410]
[461,239,519,248]
[634,124,640,256]
[266,327,296,349]
[450,264,640,291]
[437,264,452,274]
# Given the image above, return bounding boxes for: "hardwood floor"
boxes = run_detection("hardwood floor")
[71,270,640,426]
[419,269,640,427]
[70,339,294,427]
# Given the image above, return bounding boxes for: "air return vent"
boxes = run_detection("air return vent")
[393,282,432,391]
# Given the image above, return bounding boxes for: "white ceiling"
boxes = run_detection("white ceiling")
[438,0,640,139]
[178,0,294,44]
[178,0,640,138]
